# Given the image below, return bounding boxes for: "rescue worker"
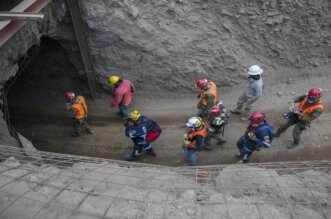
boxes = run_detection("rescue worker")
[237,112,273,163]
[204,103,229,150]
[109,75,135,119]
[273,88,324,149]
[231,65,264,120]
[195,79,217,120]
[182,117,207,166]
[64,92,93,137]
[124,110,157,161]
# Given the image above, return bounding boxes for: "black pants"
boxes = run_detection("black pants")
[73,117,91,134]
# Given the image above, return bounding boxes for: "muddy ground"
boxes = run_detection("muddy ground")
[7,38,331,166]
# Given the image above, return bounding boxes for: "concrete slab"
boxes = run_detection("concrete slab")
[0,180,37,196]
[78,195,114,216]
[46,175,76,188]
[0,175,14,187]
[1,168,31,178]
[67,178,100,193]
[1,197,46,219]
[0,191,18,213]
[51,190,87,210]
[34,205,74,219]
[227,204,259,219]
[105,199,141,218]
[24,185,62,202]
[198,204,228,219]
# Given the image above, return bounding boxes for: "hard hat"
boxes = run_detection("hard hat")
[129,110,141,121]
[307,88,322,104]
[247,65,263,75]
[186,117,202,128]
[64,92,75,101]
[210,106,221,117]
[195,79,208,88]
[109,75,120,85]
[250,111,265,124]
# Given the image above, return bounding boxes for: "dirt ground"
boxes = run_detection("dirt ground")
[8,76,331,166]
[6,37,331,166]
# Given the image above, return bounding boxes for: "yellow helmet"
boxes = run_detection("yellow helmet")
[109,75,120,85]
[129,110,141,121]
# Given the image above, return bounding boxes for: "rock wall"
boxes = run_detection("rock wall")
[80,0,331,91]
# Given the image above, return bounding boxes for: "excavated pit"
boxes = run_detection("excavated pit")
[5,36,331,167]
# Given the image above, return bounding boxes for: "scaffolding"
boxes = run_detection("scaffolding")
[0,144,329,219]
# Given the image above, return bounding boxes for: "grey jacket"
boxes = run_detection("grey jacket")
[246,78,263,101]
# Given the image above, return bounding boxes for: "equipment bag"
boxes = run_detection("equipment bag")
[146,119,162,142]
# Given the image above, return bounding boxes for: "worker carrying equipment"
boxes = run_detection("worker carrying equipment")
[124,110,160,161]
[195,79,218,120]
[109,75,135,119]
[273,88,324,149]
[237,111,273,163]
[182,116,207,166]
[204,104,229,150]
[230,65,264,121]
[64,92,93,137]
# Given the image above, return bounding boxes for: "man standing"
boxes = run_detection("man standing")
[109,75,135,119]
[182,117,207,166]
[237,112,273,163]
[204,105,229,150]
[64,92,93,137]
[231,65,264,120]
[273,88,324,149]
[124,110,157,161]
[195,79,217,120]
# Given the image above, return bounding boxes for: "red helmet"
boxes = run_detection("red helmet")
[210,106,221,117]
[64,92,75,101]
[250,111,265,124]
[307,88,322,103]
[195,79,208,88]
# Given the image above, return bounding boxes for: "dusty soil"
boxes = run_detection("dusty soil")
[8,77,331,166]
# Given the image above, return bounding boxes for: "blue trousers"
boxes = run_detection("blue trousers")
[184,148,197,166]
[131,143,154,157]
[237,136,256,163]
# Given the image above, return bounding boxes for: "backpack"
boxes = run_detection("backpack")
[140,116,162,142]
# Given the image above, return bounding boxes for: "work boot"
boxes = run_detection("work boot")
[240,116,249,121]
[71,132,81,137]
[146,151,157,157]
[125,154,138,161]
[287,142,299,149]
[230,109,241,115]
[217,139,227,145]
[86,129,94,134]
[273,132,280,138]
[238,159,246,164]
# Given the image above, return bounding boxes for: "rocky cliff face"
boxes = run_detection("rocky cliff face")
[80,0,331,91]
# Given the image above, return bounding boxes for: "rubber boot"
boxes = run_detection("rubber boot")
[146,148,157,157]
[230,109,241,115]
[287,142,299,149]
[125,154,138,161]
[71,132,81,137]
[86,128,94,134]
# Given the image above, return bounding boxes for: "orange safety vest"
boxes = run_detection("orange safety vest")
[71,95,88,119]
[199,82,217,106]
[184,123,207,149]
[298,97,323,115]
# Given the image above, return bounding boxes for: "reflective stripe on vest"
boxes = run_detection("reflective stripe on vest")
[298,97,323,115]
[199,82,217,105]
[71,96,88,119]
[184,123,207,149]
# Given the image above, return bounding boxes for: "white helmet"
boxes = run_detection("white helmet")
[186,117,202,128]
[247,65,263,75]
